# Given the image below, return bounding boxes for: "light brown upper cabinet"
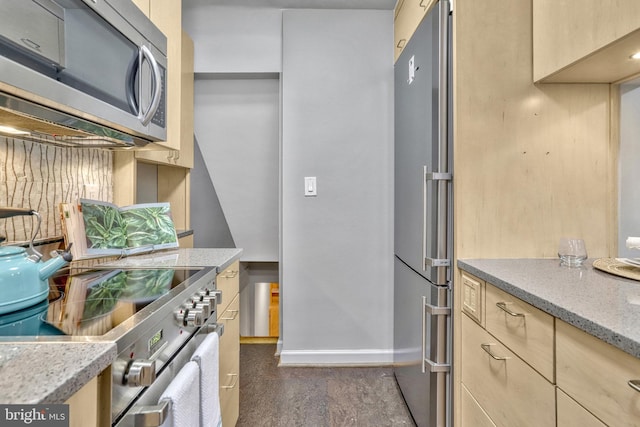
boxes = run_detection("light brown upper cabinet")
[533,0,640,83]
[394,0,436,62]
[131,0,194,165]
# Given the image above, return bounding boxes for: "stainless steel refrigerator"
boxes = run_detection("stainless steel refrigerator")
[393,1,452,427]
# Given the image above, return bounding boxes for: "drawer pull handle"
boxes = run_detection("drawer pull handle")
[221,373,239,389]
[222,270,238,279]
[628,380,640,392]
[480,343,509,361]
[496,302,525,317]
[221,309,239,321]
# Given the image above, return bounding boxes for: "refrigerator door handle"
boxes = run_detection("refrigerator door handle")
[421,297,451,374]
[423,168,451,271]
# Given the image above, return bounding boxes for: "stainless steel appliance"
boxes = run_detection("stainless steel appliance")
[0,265,225,426]
[0,0,167,148]
[393,1,452,426]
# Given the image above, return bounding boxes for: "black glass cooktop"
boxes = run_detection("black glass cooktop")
[0,268,201,338]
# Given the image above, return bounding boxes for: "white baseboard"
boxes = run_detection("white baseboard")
[278,348,394,366]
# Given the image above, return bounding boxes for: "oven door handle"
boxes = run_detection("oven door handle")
[128,399,170,427]
[202,322,225,337]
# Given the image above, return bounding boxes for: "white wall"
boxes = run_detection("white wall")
[619,80,640,257]
[280,9,394,364]
[183,4,395,364]
[183,5,282,73]
[193,77,280,262]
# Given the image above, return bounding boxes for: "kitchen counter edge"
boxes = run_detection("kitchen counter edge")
[457,258,640,359]
[0,341,116,404]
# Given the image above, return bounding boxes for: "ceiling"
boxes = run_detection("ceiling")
[182,0,397,10]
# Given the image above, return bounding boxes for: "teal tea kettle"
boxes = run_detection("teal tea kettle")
[0,208,72,315]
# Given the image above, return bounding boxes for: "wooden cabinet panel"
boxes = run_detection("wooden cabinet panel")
[393,0,434,62]
[218,293,240,427]
[216,261,240,312]
[461,314,555,427]
[178,234,193,248]
[461,384,496,427]
[556,320,640,426]
[157,165,190,230]
[556,388,607,427]
[485,283,554,382]
[533,0,640,82]
[177,31,194,168]
[216,260,240,427]
[65,377,98,427]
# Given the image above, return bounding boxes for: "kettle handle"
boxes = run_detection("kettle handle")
[0,207,35,219]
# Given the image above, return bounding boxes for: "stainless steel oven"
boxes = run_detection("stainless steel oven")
[0,265,225,426]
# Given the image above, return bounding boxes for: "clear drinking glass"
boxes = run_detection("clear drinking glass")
[558,237,588,267]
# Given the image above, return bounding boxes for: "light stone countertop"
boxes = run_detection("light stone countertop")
[0,342,116,404]
[457,258,640,359]
[0,248,242,404]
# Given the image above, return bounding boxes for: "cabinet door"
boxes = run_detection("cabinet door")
[533,0,640,82]
[556,320,640,426]
[175,31,194,168]
[394,0,433,62]
[216,261,240,312]
[218,293,240,427]
[65,377,98,427]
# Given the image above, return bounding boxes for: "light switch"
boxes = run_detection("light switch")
[304,177,317,197]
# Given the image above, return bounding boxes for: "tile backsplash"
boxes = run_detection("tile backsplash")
[0,137,112,243]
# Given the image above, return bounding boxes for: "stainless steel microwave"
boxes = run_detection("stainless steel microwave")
[0,0,167,148]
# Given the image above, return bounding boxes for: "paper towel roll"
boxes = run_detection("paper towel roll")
[627,237,640,249]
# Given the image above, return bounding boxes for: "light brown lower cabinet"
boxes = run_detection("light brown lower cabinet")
[556,319,640,426]
[459,271,639,427]
[65,376,98,427]
[217,261,240,427]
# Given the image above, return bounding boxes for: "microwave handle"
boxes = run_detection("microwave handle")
[139,45,162,126]
[125,51,140,116]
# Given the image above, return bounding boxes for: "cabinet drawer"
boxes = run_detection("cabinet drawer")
[556,320,640,426]
[461,315,555,427]
[485,283,554,381]
[216,260,239,313]
[556,388,606,427]
[461,384,496,427]
[218,292,239,427]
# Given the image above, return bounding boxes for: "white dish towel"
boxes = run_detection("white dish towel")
[159,361,200,427]
[191,333,223,427]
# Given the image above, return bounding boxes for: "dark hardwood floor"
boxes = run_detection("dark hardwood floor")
[237,344,416,426]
